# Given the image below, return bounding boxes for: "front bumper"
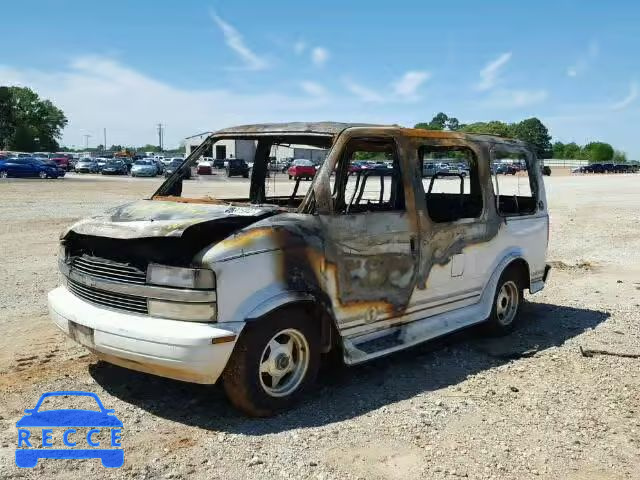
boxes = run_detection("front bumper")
[49,286,243,384]
[131,170,156,176]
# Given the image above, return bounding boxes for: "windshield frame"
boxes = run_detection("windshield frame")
[151,132,335,211]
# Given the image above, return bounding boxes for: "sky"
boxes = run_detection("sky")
[2,0,639,157]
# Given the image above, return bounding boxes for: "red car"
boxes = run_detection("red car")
[197,161,213,175]
[287,159,316,180]
[50,156,70,171]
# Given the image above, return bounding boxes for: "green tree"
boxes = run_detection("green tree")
[613,150,627,163]
[0,86,67,152]
[414,112,460,131]
[563,142,582,160]
[460,121,513,137]
[583,142,614,162]
[511,118,552,159]
[552,141,565,158]
[0,87,14,149]
[446,117,460,131]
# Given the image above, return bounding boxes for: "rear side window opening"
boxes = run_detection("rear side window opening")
[419,145,483,223]
[491,150,537,216]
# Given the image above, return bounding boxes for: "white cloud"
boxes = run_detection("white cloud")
[393,71,431,99]
[342,78,384,103]
[476,52,512,91]
[311,47,329,67]
[485,89,548,108]
[210,12,268,71]
[611,81,638,110]
[0,56,336,148]
[567,40,599,78]
[294,40,306,55]
[300,81,327,97]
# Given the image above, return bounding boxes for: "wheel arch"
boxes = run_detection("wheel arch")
[244,291,341,355]
[503,257,531,291]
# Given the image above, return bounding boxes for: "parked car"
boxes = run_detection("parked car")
[164,159,191,179]
[43,160,66,178]
[50,122,550,417]
[422,162,436,177]
[154,159,165,175]
[0,157,61,178]
[212,158,226,169]
[130,159,158,177]
[101,160,128,175]
[586,163,605,173]
[94,158,109,172]
[197,160,213,175]
[49,156,70,171]
[226,159,250,178]
[496,163,518,175]
[75,159,98,174]
[287,159,316,180]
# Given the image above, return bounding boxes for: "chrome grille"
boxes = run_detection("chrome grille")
[67,278,148,314]
[71,255,146,285]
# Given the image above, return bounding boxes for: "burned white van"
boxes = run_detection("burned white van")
[49,123,550,416]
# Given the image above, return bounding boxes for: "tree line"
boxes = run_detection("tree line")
[414,112,627,163]
[0,86,67,152]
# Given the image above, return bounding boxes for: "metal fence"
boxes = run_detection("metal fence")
[543,158,589,168]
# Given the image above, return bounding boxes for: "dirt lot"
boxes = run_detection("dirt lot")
[1,173,639,480]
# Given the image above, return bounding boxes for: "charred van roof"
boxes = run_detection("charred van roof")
[213,122,529,148]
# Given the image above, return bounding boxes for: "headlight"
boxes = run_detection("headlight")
[148,299,216,322]
[147,264,215,290]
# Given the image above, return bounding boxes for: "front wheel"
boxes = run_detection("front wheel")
[483,267,523,336]
[222,306,320,417]
[0,171,8,178]
[39,171,48,179]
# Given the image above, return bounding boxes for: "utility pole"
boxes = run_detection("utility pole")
[157,123,164,152]
[103,128,107,151]
[83,134,91,149]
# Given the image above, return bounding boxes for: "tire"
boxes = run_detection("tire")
[222,306,320,417]
[0,171,8,178]
[483,266,523,336]
[39,171,47,179]
[288,175,292,180]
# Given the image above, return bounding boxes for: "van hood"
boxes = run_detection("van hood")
[63,199,282,240]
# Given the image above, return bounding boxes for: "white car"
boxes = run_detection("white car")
[49,122,550,417]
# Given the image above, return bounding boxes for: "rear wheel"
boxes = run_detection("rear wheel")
[39,171,47,179]
[222,306,320,417]
[0,171,8,178]
[483,267,523,336]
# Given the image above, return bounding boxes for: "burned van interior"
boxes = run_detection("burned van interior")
[153,134,332,209]
[420,145,483,223]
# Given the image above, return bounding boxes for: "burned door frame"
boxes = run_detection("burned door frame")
[312,129,422,336]
[401,135,500,318]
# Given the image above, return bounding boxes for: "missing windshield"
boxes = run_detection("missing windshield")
[153,134,331,208]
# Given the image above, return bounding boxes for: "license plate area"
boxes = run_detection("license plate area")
[69,321,95,348]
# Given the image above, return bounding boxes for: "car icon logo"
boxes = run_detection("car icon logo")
[15,391,123,468]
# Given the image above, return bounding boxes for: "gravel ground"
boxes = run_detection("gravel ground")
[1,172,639,480]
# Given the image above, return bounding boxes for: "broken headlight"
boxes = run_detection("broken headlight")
[147,264,215,290]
